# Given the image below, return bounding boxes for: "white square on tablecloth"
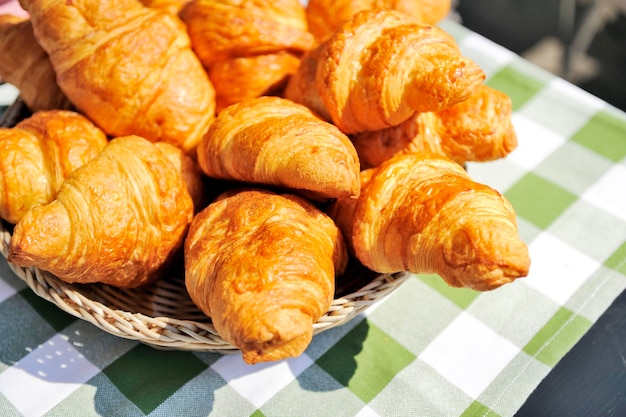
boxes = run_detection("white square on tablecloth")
[0,334,100,417]
[210,352,313,408]
[418,312,520,399]
[522,232,601,306]
[508,113,568,170]
[354,404,383,417]
[582,164,626,223]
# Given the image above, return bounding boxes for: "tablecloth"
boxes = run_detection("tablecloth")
[1,18,626,417]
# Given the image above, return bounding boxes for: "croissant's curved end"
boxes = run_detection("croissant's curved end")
[441,219,531,291]
[8,201,70,268]
[238,308,314,365]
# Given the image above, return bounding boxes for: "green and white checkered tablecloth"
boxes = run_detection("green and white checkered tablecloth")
[1,19,625,417]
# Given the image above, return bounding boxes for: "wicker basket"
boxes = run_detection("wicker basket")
[0,97,410,353]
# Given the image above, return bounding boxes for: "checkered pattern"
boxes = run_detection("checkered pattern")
[1,20,626,417]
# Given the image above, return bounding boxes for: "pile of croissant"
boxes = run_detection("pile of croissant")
[0,0,530,364]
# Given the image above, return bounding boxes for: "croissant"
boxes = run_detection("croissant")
[327,152,530,291]
[284,9,485,134]
[207,51,303,112]
[19,0,216,154]
[197,96,361,199]
[352,85,518,168]
[0,110,108,224]
[306,0,452,43]
[181,0,313,67]
[0,15,71,112]
[8,135,194,288]
[180,0,314,110]
[185,188,347,364]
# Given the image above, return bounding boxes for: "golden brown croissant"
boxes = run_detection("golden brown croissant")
[8,135,194,288]
[197,96,361,199]
[306,0,452,43]
[185,188,347,364]
[352,85,518,168]
[284,9,485,134]
[180,0,314,110]
[19,0,216,154]
[327,152,530,291]
[0,110,108,224]
[208,51,303,112]
[0,15,71,112]
[181,0,313,67]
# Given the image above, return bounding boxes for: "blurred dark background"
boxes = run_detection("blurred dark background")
[456,0,626,112]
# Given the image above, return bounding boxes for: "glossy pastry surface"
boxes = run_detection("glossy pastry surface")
[285,9,485,134]
[181,0,314,66]
[306,0,452,43]
[0,110,107,224]
[329,152,530,291]
[8,135,194,288]
[197,96,361,199]
[185,188,347,364]
[181,0,313,109]
[20,0,216,154]
[352,85,518,168]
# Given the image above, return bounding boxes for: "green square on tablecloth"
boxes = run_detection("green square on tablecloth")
[505,172,578,229]
[486,65,546,111]
[417,273,480,309]
[522,307,592,367]
[20,288,76,332]
[570,110,626,162]
[315,320,415,403]
[102,344,208,414]
[605,241,626,275]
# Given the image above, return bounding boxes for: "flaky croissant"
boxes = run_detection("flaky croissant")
[8,135,194,288]
[180,0,314,111]
[207,51,303,112]
[327,152,530,291]
[0,15,71,112]
[19,0,216,154]
[181,0,313,67]
[306,0,451,43]
[285,9,485,134]
[197,96,361,199]
[0,110,108,224]
[352,85,518,168]
[185,188,347,364]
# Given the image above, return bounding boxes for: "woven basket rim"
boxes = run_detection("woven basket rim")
[0,221,410,351]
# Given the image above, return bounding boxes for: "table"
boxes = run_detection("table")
[1,17,625,417]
